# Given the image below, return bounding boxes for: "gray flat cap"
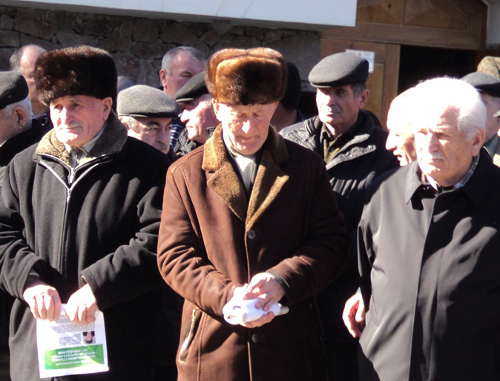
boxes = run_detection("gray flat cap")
[309,52,369,88]
[117,85,180,118]
[461,72,500,98]
[0,71,28,110]
[175,71,208,102]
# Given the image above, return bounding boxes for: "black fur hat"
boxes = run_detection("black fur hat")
[35,45,117,107]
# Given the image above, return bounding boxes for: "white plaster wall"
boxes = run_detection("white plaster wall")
[8,0,357,28]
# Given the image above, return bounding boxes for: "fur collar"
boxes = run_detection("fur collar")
[202,125,289,227]
[35,111,128,166]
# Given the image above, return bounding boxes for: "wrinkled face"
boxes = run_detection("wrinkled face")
[128,117,172,154]
[316,84,368,134]
[161,53,205,98]
[479,92,500,142]
[386,113,416,166]
[50,95,112,147]
[213,102,278,155]
[414,106,484,187]
[180,95,217,144]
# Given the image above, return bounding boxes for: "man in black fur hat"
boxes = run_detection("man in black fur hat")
[0,45,170,381]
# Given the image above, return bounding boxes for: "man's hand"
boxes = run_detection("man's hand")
[23,275,61,322]
[236,273,285,328]
[342,292,365,338]
[66,284,98,325]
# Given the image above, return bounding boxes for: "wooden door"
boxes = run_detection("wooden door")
[320,39,400,128]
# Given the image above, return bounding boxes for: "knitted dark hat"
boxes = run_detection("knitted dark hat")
[0,71,28,110]
[206,47,287,105]
[35,45,117,106]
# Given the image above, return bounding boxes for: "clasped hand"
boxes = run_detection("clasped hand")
[23,276,98,324]
[233,272,285,328]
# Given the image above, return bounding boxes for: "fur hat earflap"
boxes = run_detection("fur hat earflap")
[35,45,117,106]
[206,47,287,105]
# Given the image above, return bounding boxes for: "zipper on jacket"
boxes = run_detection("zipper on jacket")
[178,308,200,363]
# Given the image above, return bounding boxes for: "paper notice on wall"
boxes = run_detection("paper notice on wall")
[36,304,108,378]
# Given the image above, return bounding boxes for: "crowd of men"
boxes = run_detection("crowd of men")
[0,41,498,381]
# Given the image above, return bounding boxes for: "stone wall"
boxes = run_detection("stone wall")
[0,5,320,89]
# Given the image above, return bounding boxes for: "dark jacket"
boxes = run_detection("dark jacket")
[173,126,215,157]
[358,153,500,381]
[280,111,399,342]
[0,112,169,381]
[0,118,47,184]
[157,125,350,381]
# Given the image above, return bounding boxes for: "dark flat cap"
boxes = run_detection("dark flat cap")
[461,72,500,98]
[117,85,180,118]
[175,71,208,102]
[0,71,28,110]
[309,52,369,88]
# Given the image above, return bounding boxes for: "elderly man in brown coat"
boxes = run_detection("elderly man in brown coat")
[157,47,350,381]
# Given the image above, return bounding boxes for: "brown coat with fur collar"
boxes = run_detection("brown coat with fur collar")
[158,125,350,381]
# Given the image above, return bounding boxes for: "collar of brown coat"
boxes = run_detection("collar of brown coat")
[35,111,128,167]
[202,125,289,227]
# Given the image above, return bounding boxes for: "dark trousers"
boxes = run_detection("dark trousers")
[326,341,359,381]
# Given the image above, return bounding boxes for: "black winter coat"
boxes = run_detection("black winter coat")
[280,111,399,342]
[358,154,500,381]
[0,113,169,381]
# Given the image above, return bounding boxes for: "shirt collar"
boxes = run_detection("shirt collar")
[405,152,481,203]
[63,123,106,155]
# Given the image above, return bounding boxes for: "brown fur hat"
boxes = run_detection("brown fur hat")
[206,47,287,105]
[35,45,117,107]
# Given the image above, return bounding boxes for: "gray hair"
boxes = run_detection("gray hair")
[351,82,367,98]
[161,46,206,74]
[413,77,486,139]
[9,44,46,72]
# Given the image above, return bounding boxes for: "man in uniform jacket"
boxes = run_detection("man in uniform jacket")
[157,47,350,381]
[280,52,399,381]
[354,77,500,381]
[0,46,170,380]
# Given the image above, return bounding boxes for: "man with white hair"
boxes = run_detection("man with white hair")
[350,77,500,381]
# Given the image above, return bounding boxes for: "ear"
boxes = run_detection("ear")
[101,97,113,119]
[471,128,486,157]
[357,89,370,109]
[212,99,223,122]
[13,108,29,129]
[159,69,168,89]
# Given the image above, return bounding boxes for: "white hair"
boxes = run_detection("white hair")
[387,87,416,133]
[412,77,486,139]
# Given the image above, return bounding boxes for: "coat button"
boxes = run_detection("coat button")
[251,334,260,343]
[247,230,256,239]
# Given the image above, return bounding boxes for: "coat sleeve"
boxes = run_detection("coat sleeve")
[80,157,168,311]
[157,166,238,318]
[0,160,54,300]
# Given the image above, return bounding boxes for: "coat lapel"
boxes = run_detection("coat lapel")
[202,126,248,222]
[247,127,289,228]
[202,125,290,225]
